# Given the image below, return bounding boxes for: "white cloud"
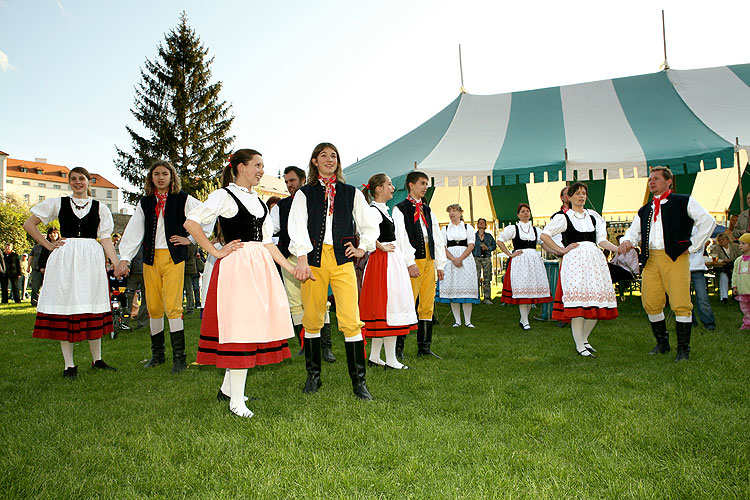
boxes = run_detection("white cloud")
[55,0,70,16]
[0,50,15,71]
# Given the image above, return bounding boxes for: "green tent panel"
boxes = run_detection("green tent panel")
[490,184,529,224]
[728,163,750,215]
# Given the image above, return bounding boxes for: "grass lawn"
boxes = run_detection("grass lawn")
[0,293,748,499]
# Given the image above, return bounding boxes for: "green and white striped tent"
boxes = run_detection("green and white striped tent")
[344,64,750,224]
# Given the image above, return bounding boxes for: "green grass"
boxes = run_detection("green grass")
[0,295,748,500]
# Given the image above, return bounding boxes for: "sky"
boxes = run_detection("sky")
[1,0,749,208]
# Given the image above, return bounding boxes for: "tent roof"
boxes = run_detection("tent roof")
[345,64,750,189]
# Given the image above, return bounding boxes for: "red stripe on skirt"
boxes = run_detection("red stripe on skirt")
[500,258,552,305]
[33,312,113,342]
[360,249,415,338]
[196,256,291,369]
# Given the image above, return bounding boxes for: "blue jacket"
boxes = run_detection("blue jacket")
[473,231,497,257]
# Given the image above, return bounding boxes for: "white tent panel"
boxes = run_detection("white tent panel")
[428,186,495,225]
[420,93,512,187]
[527,180,567,221]
[692,149,749,218]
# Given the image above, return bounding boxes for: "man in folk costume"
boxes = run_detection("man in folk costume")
[289,143,379,400]
[392,171,447,359]
[271,165,336,362]
[619,166,715,361]
[116,160,203,373]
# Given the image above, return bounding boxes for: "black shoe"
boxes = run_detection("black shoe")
[576,349,596,358]
[721,298,728,304]
[63,366,78,379]
[368,359,385,368]
[144,331,166,368]
[345,340,373,400]
[519,321,531,331]
[92,359,116,371]
[321,323,336,363]
[583,342,597,353]
[384,363,410,370]
[169,329,187,374]
[302,337,322,393]
[217,390,257,402]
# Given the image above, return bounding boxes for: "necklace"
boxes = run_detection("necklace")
[71,198,90,210]
[518,222,532,234]
[572,210,586,220]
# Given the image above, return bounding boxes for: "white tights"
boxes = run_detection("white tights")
[60,339,102,368]
[450,303,473,325]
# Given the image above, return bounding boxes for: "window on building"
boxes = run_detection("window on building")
[53,184,61,190]
[91,188,97,196]
[20,167,27,173]
[23,194,30,203]
[5,179,12,184]
[91,178,97,184]
[39,195,45,202]
[22,181,30,186]
[106,203,112,210]
[107,190,112,198]
[61,172,67,178]
[38,182,46,187]
[36,169,43,175]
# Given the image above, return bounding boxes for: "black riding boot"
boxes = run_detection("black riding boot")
[675,321,691,362]
[416,321,425,353]
[345,340,373,400]
[417,320,441,359]
[648,320,670,355]
[321,323,336,363]
[144,331,166,368]
[293,324,304,356]
[395,335,405,360]
[170,330,187,374]
[303,336,322,393]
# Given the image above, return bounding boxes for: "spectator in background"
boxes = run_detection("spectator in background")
[473,218,496,304]
[608,235,639,299]
[1,242,22,303]
[711,232,741,304]
[183,243,198,315]
[732,193,750,239]
[124,247,149,330]
[30,227,58,306]
[689,228,716,331]
[727,214,739,242]
[20,253,30,300]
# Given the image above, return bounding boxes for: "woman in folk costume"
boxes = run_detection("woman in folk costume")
[23,167,118,378]
[359,174,418,370]
[289,142,379,400]
[185,148,300,418]
[498,203,552,330]
[540,182,619,358]
[436,204,480,328]
[115,160,202,374]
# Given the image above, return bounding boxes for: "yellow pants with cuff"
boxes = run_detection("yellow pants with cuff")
[411,245,437,321]
[143,249,185,319]
[641,250,692,317]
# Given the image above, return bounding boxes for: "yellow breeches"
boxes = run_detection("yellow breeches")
[641,250,692,317]
[411,244,436,321]
[143,249,185,319]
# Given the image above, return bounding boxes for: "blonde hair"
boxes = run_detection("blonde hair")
[145,160,182,196]
[650,166,675,189]
[446,203,463,213]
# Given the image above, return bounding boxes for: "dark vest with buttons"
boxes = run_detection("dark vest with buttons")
[59,197,100,239]
[395,199,435,259]
[512,224,539,250]
[139,191,189,266]
[275,195,294,258]
[372,205,396,243]
[561,212,597,246]
[637,193,693,265]
[219,188,266,242]
[299,182,357,267]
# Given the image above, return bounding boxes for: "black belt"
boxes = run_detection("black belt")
[447,240,468,248]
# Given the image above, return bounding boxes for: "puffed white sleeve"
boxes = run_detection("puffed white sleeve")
[465,223,476,244]
[392,206,416,267]
[118,202,145,262]
[30,197,62,225]
[498,225,516,243]
[261,210,274,244]
[184,195,206,244]
[288,190,313,257]
[353,190,378,253]
[592,211,608,245]
[97,203,115,240]
[432,212,447,271]
[186,189,231,228]
[542,213,568,237]
[622,214,642,247]
[688,197,716,254]
[270,204,281,235]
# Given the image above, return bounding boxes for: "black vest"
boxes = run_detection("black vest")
[299,182,357,267]
[637,193,693,265]
[218,188,266,242]
[139,191,189,266]
[59,197,100,239]
[512,224,538,250]
[561,212,597,246]
[395,199,435,259]
[372,204,396,243]
[275,195,294,258]
[446,223,469,248]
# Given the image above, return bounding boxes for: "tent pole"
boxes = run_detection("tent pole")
[469,184,474,225]
[661,10,670,70]
[737,137,744,213]
[459,44,467,94]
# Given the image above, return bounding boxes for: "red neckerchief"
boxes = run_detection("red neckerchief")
[652,189,672,222]
[561,204,569,213]
[155,191,168,218]
[319,176,336,216]
[407,195,428,226]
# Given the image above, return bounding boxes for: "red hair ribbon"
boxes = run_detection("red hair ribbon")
[362,183,370,189]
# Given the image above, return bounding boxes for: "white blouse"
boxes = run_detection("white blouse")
[31,197,114,240]
[498,221,541,244]
[392,203,447,271]
[542,209,608,245]
[186,184,275,245]
[442,222,476,246]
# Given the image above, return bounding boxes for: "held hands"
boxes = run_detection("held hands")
[561,243,579,255]
[407,264,421,278]
[618,241,634,254]
[452,256,464,268]
[215,239,243,259]
[344,242,365,259]
[170,235,192,246]
[114,260,130,279]
[437,269,445,281]
[293,261,315,282]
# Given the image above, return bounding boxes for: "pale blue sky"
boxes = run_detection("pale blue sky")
[1,0,749,205]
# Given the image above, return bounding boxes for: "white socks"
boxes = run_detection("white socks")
[648,312,665,322]
[221,369,248,401]
[168,317,183,332]
[88,338,102,362]
[150,318,164,336]
[228,369,253,418]
[570,317,588,354]
[676,315,692,324]
[369,338,384,365]
[462,303,473,325]
[451,303,461,324]
[519,304,531,326]
[344,333,363,342]
[60,341,75,368]
[383,336,405,369]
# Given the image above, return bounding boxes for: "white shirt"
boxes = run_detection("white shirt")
[31,196,114,240]
[287,185,378,257]
[542,209,608,246]
[186,184,274,244]
[622,195,715,254]
[392,202,447,271]
[498,221,541,245]
[270,203,282,235]
[119,193,202,262]
[688,225,709,272]
[442,222,476,246]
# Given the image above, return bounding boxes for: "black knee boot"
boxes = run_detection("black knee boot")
[416,321,425,354]
[675,321,691,362]
[144,331,166,368]
[321,323,336,363]
[170,330,187,374]
[293,324,304,356]
[345,340,373,400]
[395,335,405,360]
[648,320,670,354]
[417,320,441,359]
[303,336,322,393]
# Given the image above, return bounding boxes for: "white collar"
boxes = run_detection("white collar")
[229,183,254,195]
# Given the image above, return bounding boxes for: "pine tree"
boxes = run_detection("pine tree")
[115,12,234,204]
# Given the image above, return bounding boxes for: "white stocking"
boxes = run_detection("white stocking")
[220,368,248,401]
[383,336,404,369]
[369,337,384,364]
[88,338,102,362]
[462,303,473,325]
[168,317,183,332]
[149,317,164,336]
[60,341,75,368]
[229,369,253,418]
[519,304,531,326]
[570,317,587,353]
[583,318,597,351]
[451,303,461,325]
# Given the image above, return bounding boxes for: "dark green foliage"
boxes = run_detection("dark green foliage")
[115,12,234,204]
[0,194,59,253]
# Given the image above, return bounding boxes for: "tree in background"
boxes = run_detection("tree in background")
[0,194,59,254]
[115,12,234,205]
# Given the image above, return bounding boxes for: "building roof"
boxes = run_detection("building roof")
[7,158,119,189]
[0,151,8,156]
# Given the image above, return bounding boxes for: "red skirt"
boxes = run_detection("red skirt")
[500,258,553,305]
[196,258,291,369]
[360,249,417,338]
[33,312,113,342]
[551,261,618,321]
